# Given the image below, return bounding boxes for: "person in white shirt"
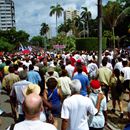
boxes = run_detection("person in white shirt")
[58,69,72,98]
[10,70,32,122]
[61,79,104,130]
[114,57,123,72]
[121,60,130,100]
[87,60,98,80]
[7,93,57,130]
[88,80,107,130]
[65,60,74,78]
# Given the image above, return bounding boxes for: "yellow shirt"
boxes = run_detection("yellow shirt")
[4,66,9,75]
[98,67,112,86]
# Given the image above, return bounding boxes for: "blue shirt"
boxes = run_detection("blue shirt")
[27,70,41,84]
[124,124,130,130]
[73,73,89,96]
[47,88,61,117]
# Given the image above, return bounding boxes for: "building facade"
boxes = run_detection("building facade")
[64,8,80,36]
[64,8,80,22]
[0,0,15,30]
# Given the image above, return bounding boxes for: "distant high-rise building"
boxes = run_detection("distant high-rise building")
[64,8,80,22]
[0,0,15,30]
[64,8,80,36]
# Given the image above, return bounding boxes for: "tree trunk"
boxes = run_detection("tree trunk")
[86,21,89,37]
[112,26,115,49]
[84,23,85,38]
[56,14,58,35]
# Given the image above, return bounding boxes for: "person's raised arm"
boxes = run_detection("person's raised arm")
[61,119,69,130]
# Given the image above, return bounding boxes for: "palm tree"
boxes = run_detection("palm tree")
[40,23,49,50]
[103,1,122,48]
[117,0,130,8]
[40,22,49,36]
[81,7,91,37]
[65,16,82,37]
[49,4,64,34]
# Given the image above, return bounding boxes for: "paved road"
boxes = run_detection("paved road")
[0,91,14,130]
[0,90,129,130]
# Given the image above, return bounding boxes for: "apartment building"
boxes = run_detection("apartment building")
[64,8,80,22]
[0,0,15,30]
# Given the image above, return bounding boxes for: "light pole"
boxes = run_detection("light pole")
[98,0,102,67]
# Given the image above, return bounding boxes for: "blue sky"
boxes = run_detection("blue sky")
[14,0,108,37]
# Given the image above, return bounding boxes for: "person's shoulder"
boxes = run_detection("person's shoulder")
[42,122,57,130]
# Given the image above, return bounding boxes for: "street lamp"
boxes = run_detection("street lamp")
[98,0,102,67]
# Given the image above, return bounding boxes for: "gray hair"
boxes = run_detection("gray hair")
[69,79,81,94]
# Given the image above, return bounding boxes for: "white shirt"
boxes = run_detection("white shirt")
[58,76,71,96]
[65,64,74,78]
[121,67,130,80]
[106,62,113,71]
[10,80,32,114]
[7,120,57,130]
[61,94,98,130]
[114,62,123,72]
[87,63,98,78]
[10,80,46,122]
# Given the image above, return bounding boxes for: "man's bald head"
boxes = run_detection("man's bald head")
[23,93,43,116]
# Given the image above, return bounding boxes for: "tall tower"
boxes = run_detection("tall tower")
[0,0,15,30]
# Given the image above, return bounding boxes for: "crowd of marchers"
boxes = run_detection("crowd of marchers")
[0,48,130,130]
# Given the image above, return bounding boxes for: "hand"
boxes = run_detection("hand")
[47,113,54,124]
[98,93,104,101]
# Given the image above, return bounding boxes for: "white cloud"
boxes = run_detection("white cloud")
[13,0,107,37]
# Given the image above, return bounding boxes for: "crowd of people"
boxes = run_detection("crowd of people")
[0,48,130,130]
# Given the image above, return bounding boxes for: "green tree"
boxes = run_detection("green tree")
[40,22,49,50]
[40,23,49,36]
[30,36,44,47]
[16,30,30,46]
[0,28,29,49]
[81,7,91,37]
[65,36,76,51]
[103,1,122,48]
[116,0,130,8]
[49,4,64,34]
[64,16,82,37]
[0,38,14,52]
[53,33,76,51]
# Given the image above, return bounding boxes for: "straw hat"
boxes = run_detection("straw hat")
[47,67,54,72]
[23,84,41,96]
